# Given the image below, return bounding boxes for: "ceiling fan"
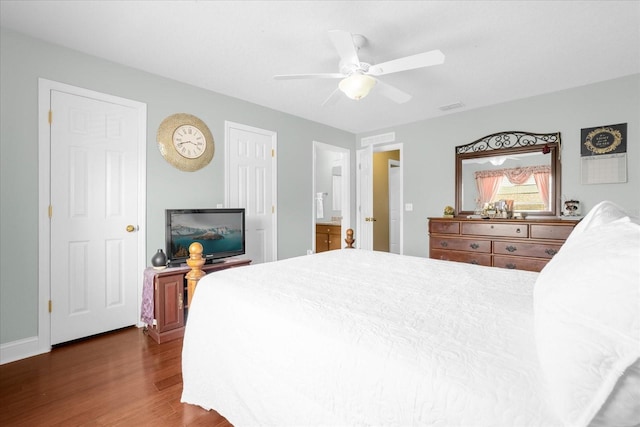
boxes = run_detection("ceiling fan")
[274,30,445,105]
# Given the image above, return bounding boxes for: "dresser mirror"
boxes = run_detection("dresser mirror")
[455,131,561,217]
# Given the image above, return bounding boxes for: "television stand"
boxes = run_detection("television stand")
[142,258,251,344]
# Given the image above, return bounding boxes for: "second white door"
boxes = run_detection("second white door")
[225,122,277,264]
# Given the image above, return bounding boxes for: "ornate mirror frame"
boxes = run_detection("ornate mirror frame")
[455,131,562,217]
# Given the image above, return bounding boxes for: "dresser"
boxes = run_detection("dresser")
[316,223,342,253]
[428,217,579,272]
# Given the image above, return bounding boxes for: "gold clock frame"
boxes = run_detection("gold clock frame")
[157,113,215,172]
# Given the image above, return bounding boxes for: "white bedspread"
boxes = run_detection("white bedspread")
[181,250,561,426]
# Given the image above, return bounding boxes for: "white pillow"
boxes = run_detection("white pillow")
[589,359,640,427]
[534,203,640,426]
[564,200,633,245]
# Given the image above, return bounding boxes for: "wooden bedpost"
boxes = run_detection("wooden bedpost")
[344,228,355,249]
[185,242,206,308]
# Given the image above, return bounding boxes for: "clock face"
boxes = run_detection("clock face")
[172,125,206,159]
[157,113,215,172]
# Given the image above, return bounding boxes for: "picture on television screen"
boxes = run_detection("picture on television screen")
[168,211,244,261]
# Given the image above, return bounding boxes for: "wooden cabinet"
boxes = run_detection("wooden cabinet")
[144,258,251,343]
[316,224,342,253]
[428,217,578,272]
[154,273,185,342]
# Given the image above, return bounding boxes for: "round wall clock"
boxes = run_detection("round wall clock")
[157,113,215,172]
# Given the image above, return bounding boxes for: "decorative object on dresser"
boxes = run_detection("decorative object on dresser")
[428,217,579,272]
[150,248,167,269]
[315,223,342,252]
[443,205,455,218]
[455,131,562,217]
[563,199,581,216]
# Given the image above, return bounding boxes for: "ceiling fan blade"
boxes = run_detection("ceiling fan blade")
[368,50,445,76]
[321,88,342,107]
[274,73,344,80]
[375,80,412,104]
[328,30,360,66]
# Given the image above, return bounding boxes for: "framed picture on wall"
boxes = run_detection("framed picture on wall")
[580,123,627,184]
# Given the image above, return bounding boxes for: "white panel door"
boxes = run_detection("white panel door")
[356,146,374,250]
[50,90,140,344]
[226,122,277,264]
[388,160,401,254]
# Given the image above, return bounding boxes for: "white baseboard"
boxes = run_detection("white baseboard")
[0,336,50,365]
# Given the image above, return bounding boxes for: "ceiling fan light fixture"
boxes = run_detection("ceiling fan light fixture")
[338,73,376,100]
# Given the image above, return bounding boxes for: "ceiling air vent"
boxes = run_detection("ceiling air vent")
[439,102,465,111]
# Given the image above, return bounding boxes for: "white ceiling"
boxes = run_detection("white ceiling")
[1,0,639,134]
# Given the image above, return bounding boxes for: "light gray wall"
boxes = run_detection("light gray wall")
[0,28,354,345]
[2,26,638,348]
[358,74,640,257]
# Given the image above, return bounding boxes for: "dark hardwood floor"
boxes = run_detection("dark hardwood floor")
[0,327,233,426]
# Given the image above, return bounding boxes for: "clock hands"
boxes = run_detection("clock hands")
[176,140,201,148]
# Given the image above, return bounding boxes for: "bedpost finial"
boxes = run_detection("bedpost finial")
[189,242,203,258]
[186,242,206,307]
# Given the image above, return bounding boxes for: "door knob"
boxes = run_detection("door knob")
[126,225,137,232]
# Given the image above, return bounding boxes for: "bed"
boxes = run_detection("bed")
[181,201,640,426]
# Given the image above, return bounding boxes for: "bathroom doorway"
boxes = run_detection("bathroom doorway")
[312,141,351,253]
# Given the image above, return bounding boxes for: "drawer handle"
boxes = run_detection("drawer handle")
[469,243,479,249]
[470,260,479,265]
[545,248,558,256]
[505,245,517,252]
[516,228,521,233]
[440,241,449,247]
[506,263,517,269]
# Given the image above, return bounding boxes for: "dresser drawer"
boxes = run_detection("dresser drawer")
[493,240,562,259]
[530,224,575,240]
[430,237,491,253]
[430,249,492,266]
[461,222,529,238]
[493,255,549,272]
[429,220,460,234]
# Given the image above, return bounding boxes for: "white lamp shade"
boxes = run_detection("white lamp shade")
[338,74,377,100]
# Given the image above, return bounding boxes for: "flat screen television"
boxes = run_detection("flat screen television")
[165,208,246,267]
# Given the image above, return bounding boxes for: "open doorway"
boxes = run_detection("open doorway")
[312,141,351,253]
[357,143,403,253]
[372,150,401,252]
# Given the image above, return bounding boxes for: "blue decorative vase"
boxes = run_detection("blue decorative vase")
[151,249,167,269]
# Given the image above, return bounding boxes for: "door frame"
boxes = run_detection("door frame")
[37,79,147,354]
[357,142,404,254]
[388,159,401,254]
[224,121,278,262]
[312,141,351,252]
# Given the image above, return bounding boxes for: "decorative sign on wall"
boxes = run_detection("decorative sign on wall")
[580,123,627,184]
